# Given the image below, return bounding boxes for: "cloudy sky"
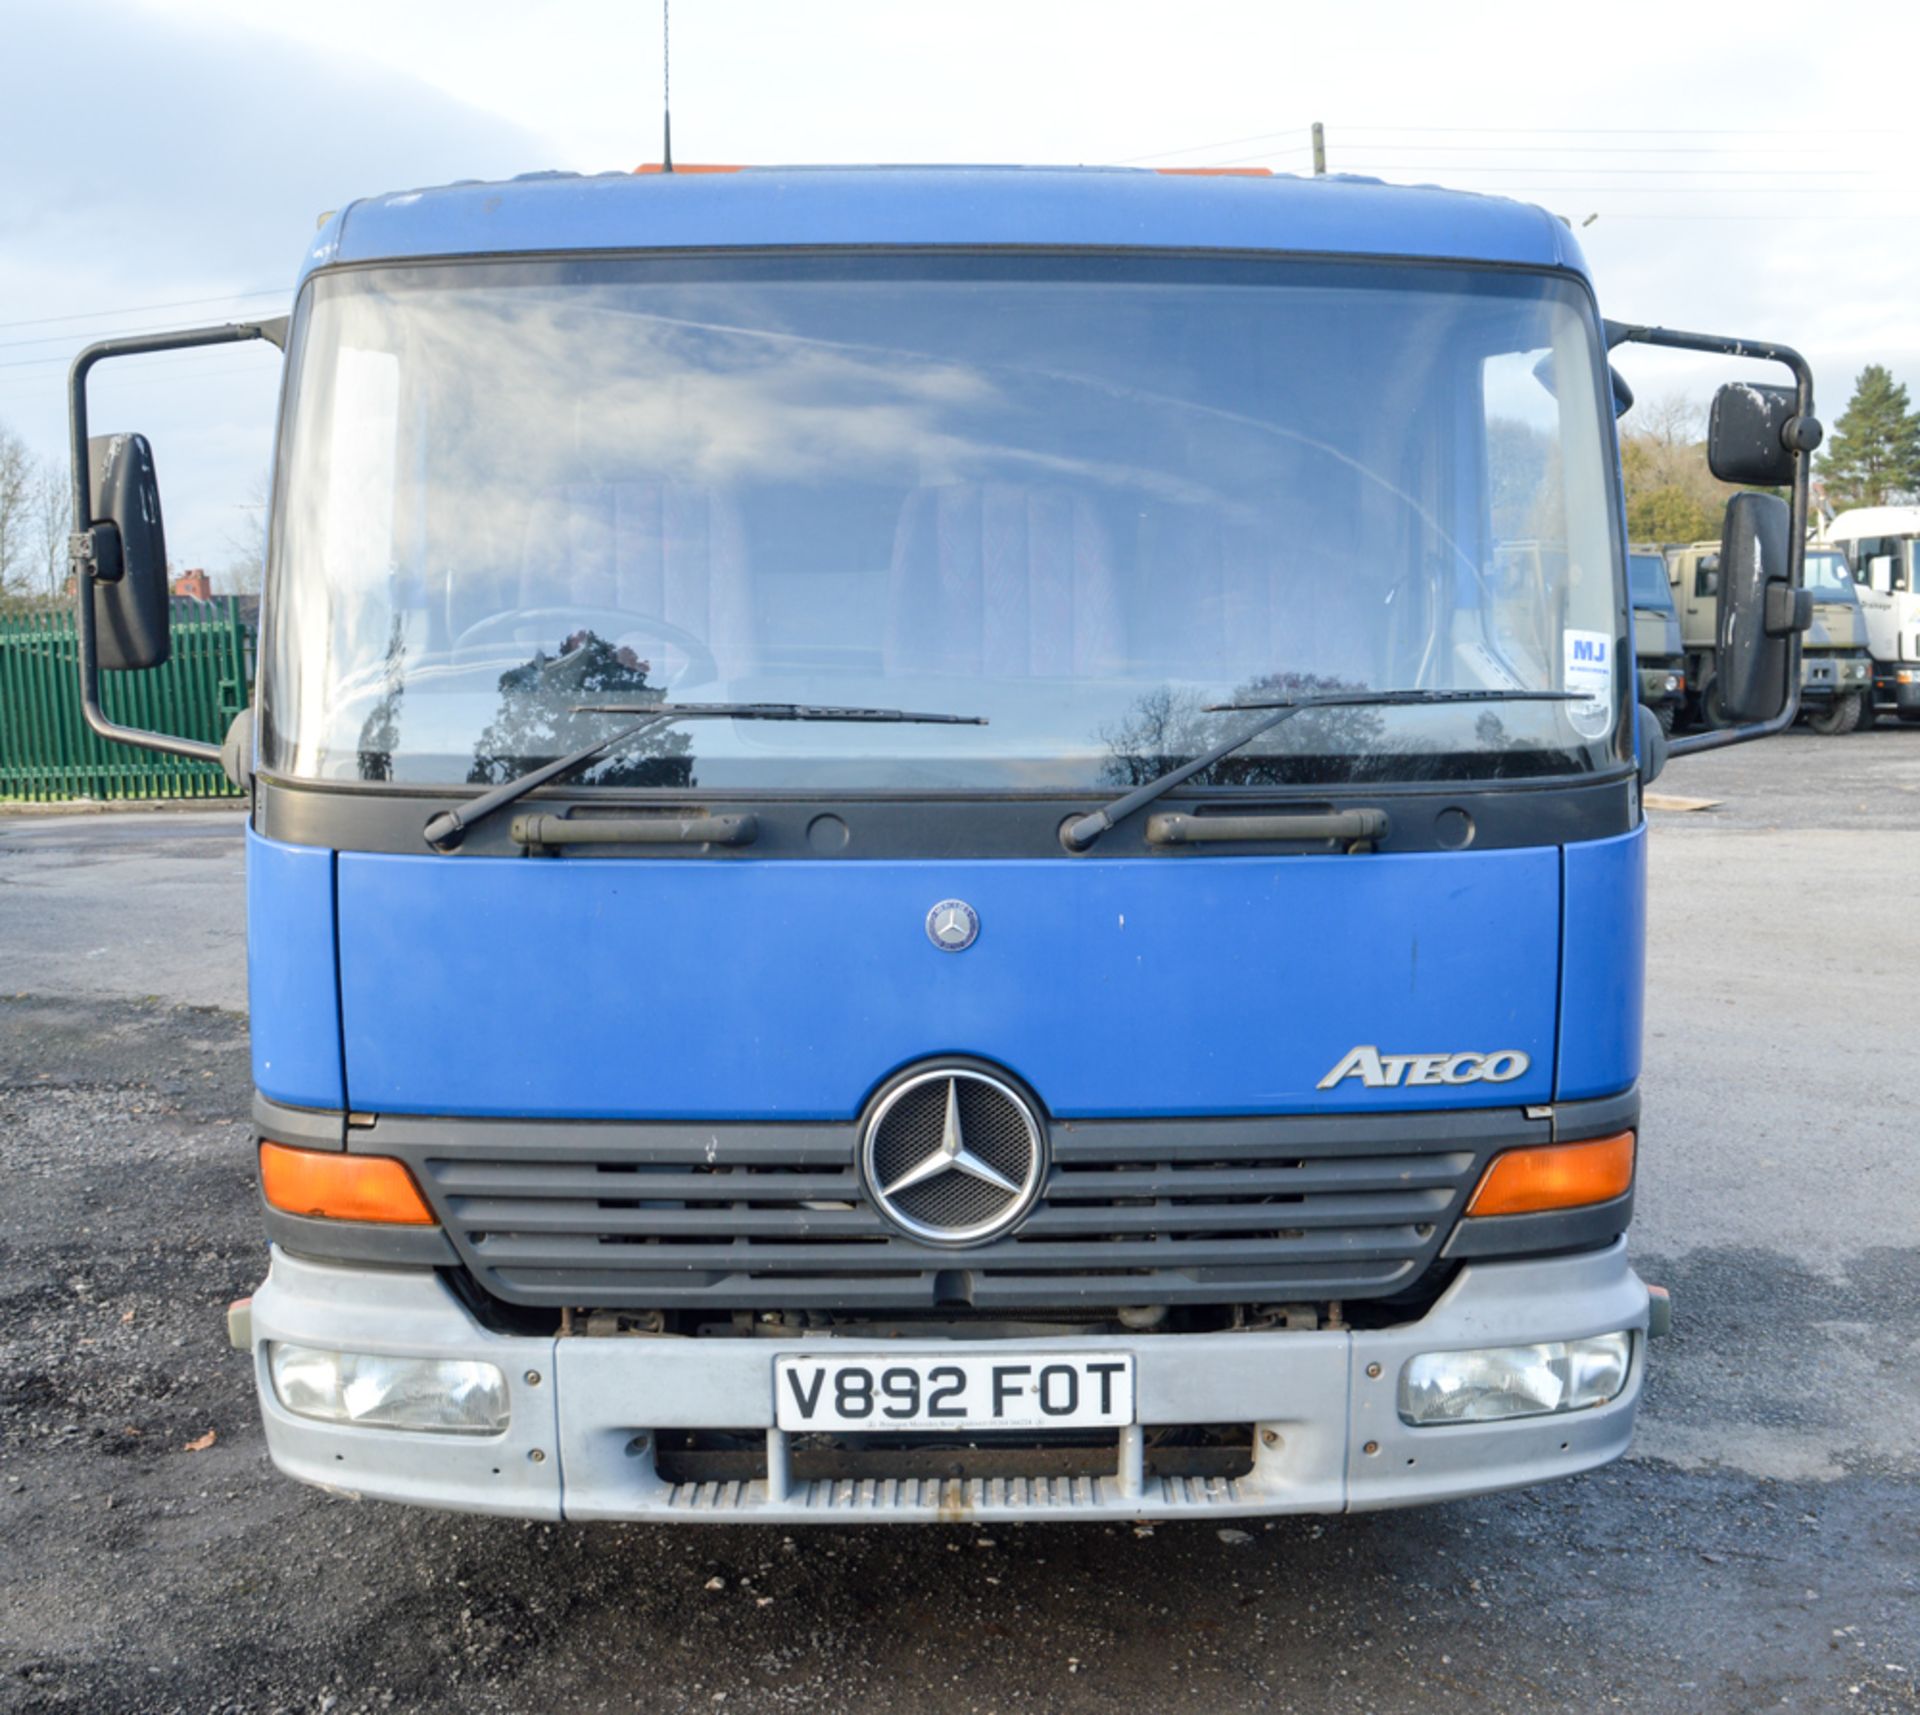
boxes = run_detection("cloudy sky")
[2,0,1915,576]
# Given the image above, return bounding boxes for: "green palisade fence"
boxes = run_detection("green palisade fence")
[0,598,255,801]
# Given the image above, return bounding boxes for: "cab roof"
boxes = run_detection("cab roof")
[1826,504,1920,539]
[302,165,1590,284]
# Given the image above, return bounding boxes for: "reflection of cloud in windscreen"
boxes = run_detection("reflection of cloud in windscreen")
[388,292,1220,505]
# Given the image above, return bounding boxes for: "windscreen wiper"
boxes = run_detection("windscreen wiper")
[1061,689,1584,853]
[423,702,986,853]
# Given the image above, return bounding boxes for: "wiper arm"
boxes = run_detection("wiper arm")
[1062,689,1582,853]
[423,702,986,853]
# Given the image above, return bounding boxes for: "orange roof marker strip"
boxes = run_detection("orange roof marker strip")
[632,165,1270,178]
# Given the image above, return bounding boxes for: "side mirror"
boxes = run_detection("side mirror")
[221,708,255,793]
[84,433,173,670]
[1699,553,1720,597]
[1636,704,1667,787]
[68,315,283,766]
[1707,381,1820,487]
[1610,365,1635,420]
[1714,491,1810,725]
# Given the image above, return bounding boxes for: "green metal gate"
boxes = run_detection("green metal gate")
[0,598,254,801]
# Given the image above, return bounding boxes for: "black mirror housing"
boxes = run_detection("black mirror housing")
[86,433,172,670]
[1707,381,1811,487]
[1713,491,1802,725]
[1609,365,1635,420]
[1636,704,1667,787]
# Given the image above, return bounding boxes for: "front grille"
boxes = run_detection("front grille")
[381,1105,1536,1311]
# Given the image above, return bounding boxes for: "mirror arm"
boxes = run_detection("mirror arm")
[68,317,286,761]
[1603,321,1815,758]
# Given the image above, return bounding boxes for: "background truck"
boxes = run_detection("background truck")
[1665,538,1869,733]
[1824,506,1920,725]
[1628,548,1686,734]
[63,166,1818,1524]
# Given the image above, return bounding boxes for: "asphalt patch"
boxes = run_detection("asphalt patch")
[2,998,1915,1714]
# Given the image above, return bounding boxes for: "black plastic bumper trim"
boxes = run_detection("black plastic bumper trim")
[1441,1189,1634,1261]
[1551,1086,1640,1142]
[254,1092,346,1152]
[261,1197,460,1268]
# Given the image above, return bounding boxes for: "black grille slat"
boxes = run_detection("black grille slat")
[478,1264,1418,1308]
[469,1227,1436,1272]
[430,1164,863,1202]
[1050,1116,1521,1162]
[1017,1189,1453,1234]
[1044,1156,1472,1199]
[393,1104,1540,1309]
[449,1201,883,1238]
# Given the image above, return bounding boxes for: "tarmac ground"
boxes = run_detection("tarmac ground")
[2,724,1916,1713]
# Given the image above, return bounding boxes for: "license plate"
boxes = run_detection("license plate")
[774,1353,1135,1433]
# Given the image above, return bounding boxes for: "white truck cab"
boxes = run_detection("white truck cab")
[1825,506,1920,723]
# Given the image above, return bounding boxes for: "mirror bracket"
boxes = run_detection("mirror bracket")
[1765,584,1813,638]
[69,523,123,585]
[67,316,285,764]
[1605,320,1816,759]
[1783,414,1823,455]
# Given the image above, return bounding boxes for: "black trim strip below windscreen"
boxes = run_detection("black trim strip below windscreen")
[253,769,1636,859]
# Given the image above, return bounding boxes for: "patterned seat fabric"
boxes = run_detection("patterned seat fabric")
[884,484,1124,678]
[518,480,756,678]
[1133,505,1379,692]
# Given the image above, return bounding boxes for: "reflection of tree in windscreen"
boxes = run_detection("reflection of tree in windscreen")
[467,631,694,788]
[1096,672,1386,789]
[356,618,407,782]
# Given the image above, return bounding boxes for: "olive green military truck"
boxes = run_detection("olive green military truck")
[1665,541,1870,733]
[1628,548,1686,735]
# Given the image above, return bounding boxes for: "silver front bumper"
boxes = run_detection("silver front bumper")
[247,1241,1649,1523]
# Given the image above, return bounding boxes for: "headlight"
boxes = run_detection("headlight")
[267,1342,510,1435]
[1662,674,1679,694]
[1398,1332,1632,1426]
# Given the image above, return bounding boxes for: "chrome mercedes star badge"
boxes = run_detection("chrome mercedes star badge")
[882,1078,1023,1201]
[860,1065,1046,1245]
[925,898,979,953]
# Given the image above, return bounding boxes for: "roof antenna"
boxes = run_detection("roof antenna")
[661,0,673,173]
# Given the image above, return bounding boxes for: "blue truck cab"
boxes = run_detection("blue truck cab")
[67,166,1821,1522]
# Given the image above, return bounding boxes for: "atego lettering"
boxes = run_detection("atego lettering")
[1317,1045,1531,1090]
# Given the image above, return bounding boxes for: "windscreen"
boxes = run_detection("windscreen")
[1804,549,1857,599]
[261,254,1625,791]
[1628,554,1673,611]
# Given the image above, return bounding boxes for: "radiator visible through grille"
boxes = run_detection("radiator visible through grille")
[389,1107,1519,1311]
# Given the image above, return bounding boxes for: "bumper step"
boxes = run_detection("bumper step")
[667,1471,1250,1518]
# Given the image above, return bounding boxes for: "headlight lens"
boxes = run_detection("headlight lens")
[1398,1332,1632,1426]
[267,1342,510,1435]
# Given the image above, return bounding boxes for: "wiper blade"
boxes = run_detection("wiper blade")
[423,701,985,853]
[1062,689,1583,853]
[572,701,987,725]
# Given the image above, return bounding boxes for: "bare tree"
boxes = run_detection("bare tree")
[0,425,35,596]
[1618,391,1728,542]
[33,465,69,596]
[1634,391,1704,449]
[218,473,270,596]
